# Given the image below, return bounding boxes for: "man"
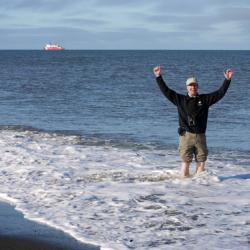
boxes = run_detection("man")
[153,66,233,177]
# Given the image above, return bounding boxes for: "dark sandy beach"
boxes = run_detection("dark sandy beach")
[0,201,100,250]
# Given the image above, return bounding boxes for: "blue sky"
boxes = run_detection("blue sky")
[0,0,250,49]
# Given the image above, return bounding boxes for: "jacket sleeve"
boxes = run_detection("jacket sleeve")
[204,78,231,106]
[156,75,180,106]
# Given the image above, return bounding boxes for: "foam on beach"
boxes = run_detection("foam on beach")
[0,127,249,249]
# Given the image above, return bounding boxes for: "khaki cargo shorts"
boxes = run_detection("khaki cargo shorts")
[179,132,208,162]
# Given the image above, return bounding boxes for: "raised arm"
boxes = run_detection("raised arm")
[153,66,181,106]
[205,69,233,106]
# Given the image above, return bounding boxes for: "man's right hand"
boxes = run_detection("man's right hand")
[153,66,161,77]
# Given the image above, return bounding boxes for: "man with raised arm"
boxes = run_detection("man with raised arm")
[153,66,233,177]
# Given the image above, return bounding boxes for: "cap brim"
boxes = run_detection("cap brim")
[186,82,197,86]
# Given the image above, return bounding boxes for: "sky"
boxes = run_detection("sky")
[0,0,250,50]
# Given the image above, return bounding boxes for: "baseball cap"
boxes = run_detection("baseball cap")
[186,77,198,86]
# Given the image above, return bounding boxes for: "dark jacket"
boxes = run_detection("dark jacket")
[156,75,231,134]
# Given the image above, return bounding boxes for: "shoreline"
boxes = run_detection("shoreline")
[0,201,100,250]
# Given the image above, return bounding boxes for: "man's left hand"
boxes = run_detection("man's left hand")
[224,69,233,80]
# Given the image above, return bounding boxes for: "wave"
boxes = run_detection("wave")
[0,124,174,151]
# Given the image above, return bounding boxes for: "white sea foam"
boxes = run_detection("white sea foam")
[0,128,249,249]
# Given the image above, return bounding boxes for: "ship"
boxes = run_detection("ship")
[44,43,64,50]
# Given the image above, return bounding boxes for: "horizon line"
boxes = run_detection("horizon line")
[0,49,250,51]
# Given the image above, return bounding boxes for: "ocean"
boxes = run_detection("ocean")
[0,50,249,249]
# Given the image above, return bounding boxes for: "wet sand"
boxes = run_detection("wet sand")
[0,201,100,250]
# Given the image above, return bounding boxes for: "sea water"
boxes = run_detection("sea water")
[0,50,249,249]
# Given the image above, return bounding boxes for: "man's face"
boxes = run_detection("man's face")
[187,83,198,97]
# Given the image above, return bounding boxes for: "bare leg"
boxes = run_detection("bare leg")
[195,162,205,174]
[181,162,190,177]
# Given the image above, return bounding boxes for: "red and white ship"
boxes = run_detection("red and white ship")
[44,43,64,50]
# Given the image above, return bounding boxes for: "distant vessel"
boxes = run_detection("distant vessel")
[44,43,64,50]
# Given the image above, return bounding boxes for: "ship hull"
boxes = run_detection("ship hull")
[44,48,64,51]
